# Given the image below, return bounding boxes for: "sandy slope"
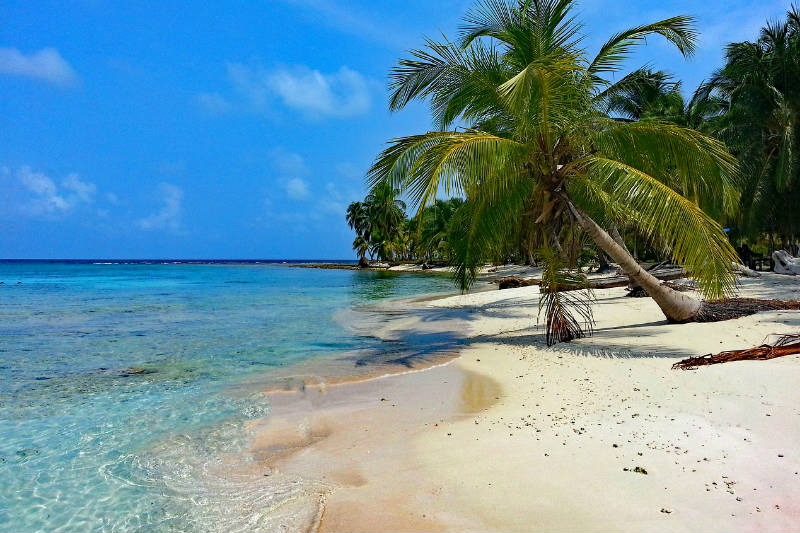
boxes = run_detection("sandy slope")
[256,273,800,531]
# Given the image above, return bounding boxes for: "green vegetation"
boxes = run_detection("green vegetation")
[346,187,465,264]
[345,1,800,342]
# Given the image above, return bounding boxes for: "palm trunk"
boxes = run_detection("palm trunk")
[567,202,701,323]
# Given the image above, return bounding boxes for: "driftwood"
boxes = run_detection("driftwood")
[497,267,686,291]
[773,250,800,275]
[497,276,537,289]
[732,262,760,278]
[673,334,800,370]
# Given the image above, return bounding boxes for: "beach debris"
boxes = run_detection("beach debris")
[773,250,800,275]
[695,297,800,322]
[661,280,695,292]
[626,285,650,298]
[497,276,536,289]
[622,466,648,474]
[731,262,760,278]
[672,334,800,370]
[660,508,673,514]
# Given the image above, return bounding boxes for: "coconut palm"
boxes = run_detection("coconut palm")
[368,0,740,342]
[599,68,727,131]
[707,6,800,240]
[599,69,732,217]
[346,201,372,263]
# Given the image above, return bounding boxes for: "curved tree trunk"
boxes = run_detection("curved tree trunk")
[566,201,702,323]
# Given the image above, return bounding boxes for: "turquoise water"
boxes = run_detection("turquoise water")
[0,261,456,532]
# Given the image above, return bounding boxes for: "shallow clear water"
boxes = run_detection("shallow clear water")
[0,261,456,532]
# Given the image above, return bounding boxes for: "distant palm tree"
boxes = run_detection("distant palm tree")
[365,182,407,261]
[369,0,740,342]
[346,201,372,263]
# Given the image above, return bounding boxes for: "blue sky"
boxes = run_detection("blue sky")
[0,0,792,259]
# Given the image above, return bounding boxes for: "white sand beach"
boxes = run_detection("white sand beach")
[250,272,800,531]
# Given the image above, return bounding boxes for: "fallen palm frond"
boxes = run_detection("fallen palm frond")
[673,334,800,370]
[538,250,595,346]
[696,298,800,322]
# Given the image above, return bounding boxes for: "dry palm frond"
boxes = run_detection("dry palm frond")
[696,298,800,321]
[673,333,800,369]
[538,249,595,346]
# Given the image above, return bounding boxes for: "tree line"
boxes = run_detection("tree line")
[346,0,800,341]
[347,3,800,273]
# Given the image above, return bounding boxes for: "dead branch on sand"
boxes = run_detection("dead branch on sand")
[695,298,800,321]
[673,334,800,370]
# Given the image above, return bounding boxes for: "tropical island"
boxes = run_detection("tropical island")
[3,1,800,532]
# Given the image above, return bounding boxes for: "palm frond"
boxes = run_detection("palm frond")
[448,175,533,289]
[588,16,697,78]
[585,156,739,299]
[537,247,594,346]
[368,131,526,210]
[591,120,740,217]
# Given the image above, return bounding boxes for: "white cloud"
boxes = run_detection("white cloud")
[61,173,97,203]
[270,65,371,117]
[0,47,78,86]
[269,148,313,201]
[196,92,232,114]
[224,63,372,118]
[285,177,309,200]
[14,166,95,215]
[137,183,183,232]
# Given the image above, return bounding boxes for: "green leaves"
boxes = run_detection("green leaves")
[368,131,526,210]
[588,16,697,78]
[591,120,740,217]
[584,157,739,299]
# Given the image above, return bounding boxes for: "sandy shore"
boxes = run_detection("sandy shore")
[249,272,800,531]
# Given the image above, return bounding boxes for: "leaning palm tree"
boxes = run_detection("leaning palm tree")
[368,0,740,342]
[346,201,371,264]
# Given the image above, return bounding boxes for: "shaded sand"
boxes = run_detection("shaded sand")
[249,272,800,531]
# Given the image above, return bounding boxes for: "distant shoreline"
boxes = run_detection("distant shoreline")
[0,258,358,265]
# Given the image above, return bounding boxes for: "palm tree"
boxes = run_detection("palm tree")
[706,6,800,242]
[599,69,733,217]
[368,0,740,342]
[599,68,727,131]
[346,201,372,264]
[365,182,407,261]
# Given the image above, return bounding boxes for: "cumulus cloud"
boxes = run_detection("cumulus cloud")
[137,183,183,232]
[268,65,370,117]
[12,166,96,215]
[221,63,372,119]
[0,47,78,86]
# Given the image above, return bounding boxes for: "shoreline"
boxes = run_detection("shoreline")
[244,271,800,531]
